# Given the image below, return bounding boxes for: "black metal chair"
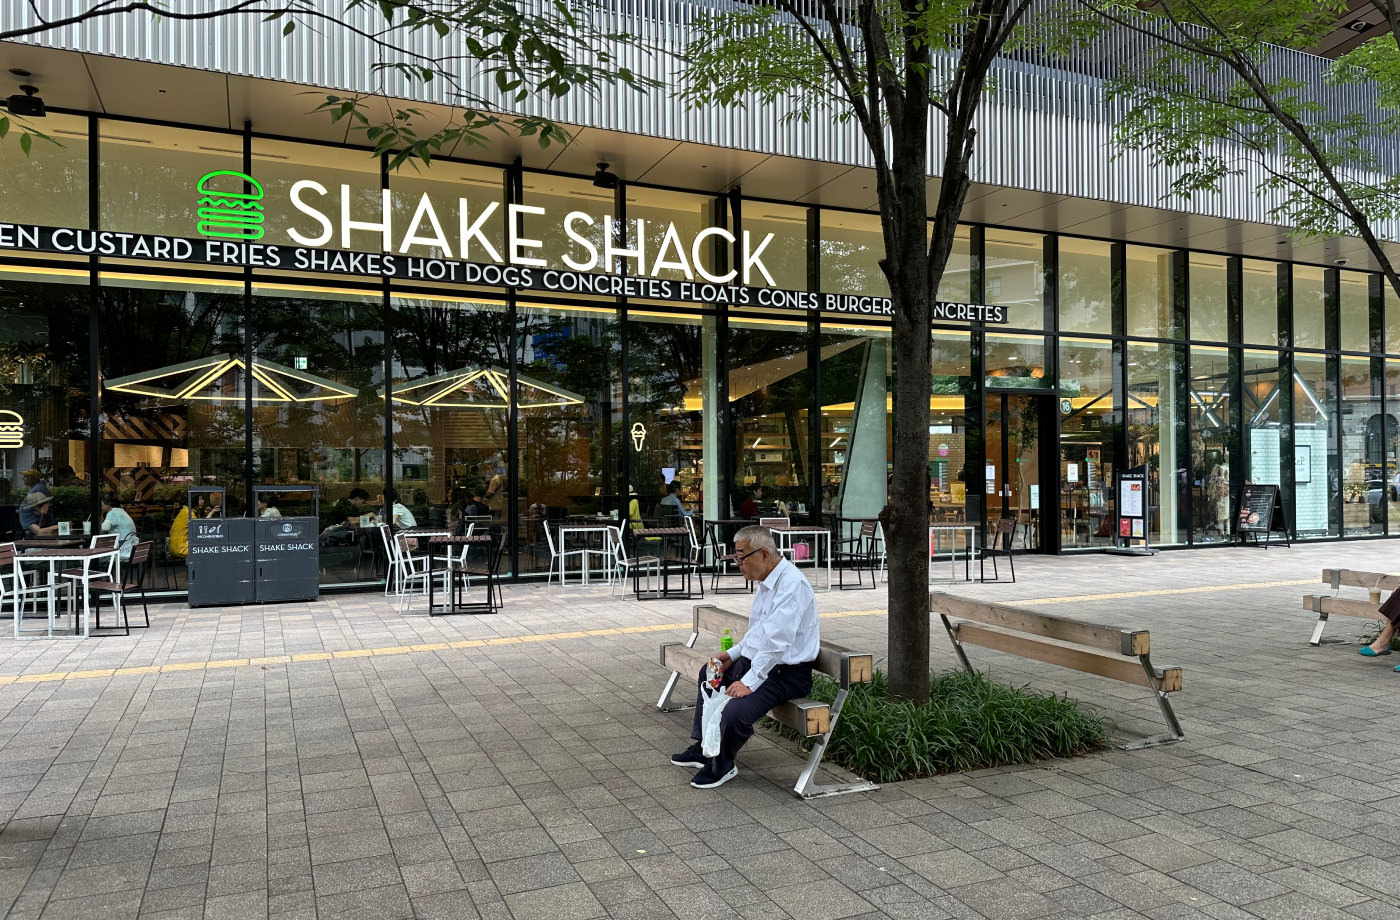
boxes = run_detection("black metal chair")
[91,540,153,635]
[832,519,880,590]
[979,517,1017,583]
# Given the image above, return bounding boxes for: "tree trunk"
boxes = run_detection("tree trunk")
[882,145,934,705]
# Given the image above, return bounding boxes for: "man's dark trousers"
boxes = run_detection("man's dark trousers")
[691,656,813,776]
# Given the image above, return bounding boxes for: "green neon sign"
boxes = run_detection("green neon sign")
[196,170,265,240]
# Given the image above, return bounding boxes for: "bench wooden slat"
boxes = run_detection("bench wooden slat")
[661,643,831,737]
[951,622,1182,692]
[696,605,748,642]
[694,605,871,683]
[1322,569,1400,592]
[934,593,1147,656]
[1302,595,1386,620]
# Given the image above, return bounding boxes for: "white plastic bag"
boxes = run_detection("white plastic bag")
[700,664,732,758]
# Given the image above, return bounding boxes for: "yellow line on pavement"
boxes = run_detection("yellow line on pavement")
[0,577,1315,688]
[0,621,689,687]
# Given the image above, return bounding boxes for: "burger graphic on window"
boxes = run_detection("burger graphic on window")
[196,170,265,240]
[0,410,22,449]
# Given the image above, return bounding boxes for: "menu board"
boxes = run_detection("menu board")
[1236,485,1289,548]
[1236,484,1279,534]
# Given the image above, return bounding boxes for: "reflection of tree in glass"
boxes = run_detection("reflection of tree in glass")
[628,320,703,495]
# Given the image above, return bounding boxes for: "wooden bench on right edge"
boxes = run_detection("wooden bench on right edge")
[656,603,879,799]
[1302,568,1395,646]
[933,592,1185,750]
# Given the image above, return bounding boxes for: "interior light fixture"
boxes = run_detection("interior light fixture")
[105,355,354,403]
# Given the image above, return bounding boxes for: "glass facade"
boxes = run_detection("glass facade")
[6,113,1400,601]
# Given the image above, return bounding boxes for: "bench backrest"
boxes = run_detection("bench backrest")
[1323,569,1400,592]
[931,592,1149,657]
[691,604,873,686]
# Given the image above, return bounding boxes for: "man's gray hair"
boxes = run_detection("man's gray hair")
[734,525,777,553]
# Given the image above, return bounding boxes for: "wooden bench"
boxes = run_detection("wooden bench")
[1302,569,1395,646]
[933,592,1185,750]
[656,603,879,799]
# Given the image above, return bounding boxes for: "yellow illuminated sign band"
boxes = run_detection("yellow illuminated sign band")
[386,366,584,410]
[105,355,355,403]
[0,409,23,449]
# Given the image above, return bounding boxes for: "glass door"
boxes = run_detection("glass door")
[984,392,1044,551]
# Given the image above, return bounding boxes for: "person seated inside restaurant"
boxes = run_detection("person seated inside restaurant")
[368,487,417,529]
[101,493,138,560]
[656,481,693,521]
[258,495,282,519]
[462,491,486,518]
[203,492,224,519]
[738,485,763,519]
[18,491,58,537]
[168,495,206,561]
[322,488,371,546]
[21,468,49,498]
[53,465,85,488]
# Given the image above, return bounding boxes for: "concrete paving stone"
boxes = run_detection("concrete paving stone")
[485,851,581,895]
[1170,860,1290,905]
[308,828,392,865]
[1341,898,1400,919]
[1251,828,1364,865]
[409,888,482,920]
[1261,866,1372,908]
[901,847,1004,888]
[1245,891,1369,920]
[948,876,1064,920]
[315,882,413,920]
[40,887,144,920]
[503,880,607,920]
[202,889,269,920]
[207,859,268,897]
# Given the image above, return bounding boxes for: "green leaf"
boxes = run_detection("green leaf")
[19,133,31,155]
[282,21,295,36]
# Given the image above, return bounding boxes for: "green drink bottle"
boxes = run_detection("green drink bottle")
[720,628,733,652]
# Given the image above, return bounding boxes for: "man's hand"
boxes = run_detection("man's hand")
[726,681,752,698]
[713,651,732,672]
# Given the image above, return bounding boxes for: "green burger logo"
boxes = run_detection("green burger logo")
[196,170,265,240]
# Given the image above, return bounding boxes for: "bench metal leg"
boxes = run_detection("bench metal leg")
[1309,595,1329,646]
[656,632,700,712]
[940,613,974,673]
[792,687,880,799]
[1120,654,1186,750]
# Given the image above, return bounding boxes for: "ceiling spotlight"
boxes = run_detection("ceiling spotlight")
[8,68,31,78]
[592,162,618,190]
[6,84,44,118]
[1347,20,1370,32]
[1335,258,1349,266]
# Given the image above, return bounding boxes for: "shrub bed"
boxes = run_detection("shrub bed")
[765,669,1107,783]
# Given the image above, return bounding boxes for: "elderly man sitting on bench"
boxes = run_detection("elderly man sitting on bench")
[671,524,821,789]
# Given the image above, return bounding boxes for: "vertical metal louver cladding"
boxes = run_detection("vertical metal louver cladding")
[3,0,1397,236]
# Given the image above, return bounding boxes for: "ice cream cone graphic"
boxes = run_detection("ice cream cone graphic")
[630,422,646,452]
[196,170,265,240]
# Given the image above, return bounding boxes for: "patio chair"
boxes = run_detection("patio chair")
[832,520,880,590]
[89,541,153,636]
[608,525,660,597]
[980,517,1017,583]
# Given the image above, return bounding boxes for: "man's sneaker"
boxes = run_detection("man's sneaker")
[690,765,738,789]
[670,743,706,768]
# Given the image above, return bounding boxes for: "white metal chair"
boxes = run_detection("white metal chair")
[759,517,795,560]
[376,524,404,596]
[392,532,445,613]
[545,521,609,585]
[608,525,659,597]
[682,516,705,565]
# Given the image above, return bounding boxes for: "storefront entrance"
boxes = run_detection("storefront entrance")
[983,392,1054,552]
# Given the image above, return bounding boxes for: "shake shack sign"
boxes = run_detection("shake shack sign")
[0,168,1008,322]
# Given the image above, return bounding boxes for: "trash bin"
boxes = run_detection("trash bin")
[186,487,255,607]
[253,485,320,603]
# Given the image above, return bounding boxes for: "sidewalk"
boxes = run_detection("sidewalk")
[1,541,1399,919]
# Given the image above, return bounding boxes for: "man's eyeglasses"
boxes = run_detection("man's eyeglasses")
[733,547,766,564]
